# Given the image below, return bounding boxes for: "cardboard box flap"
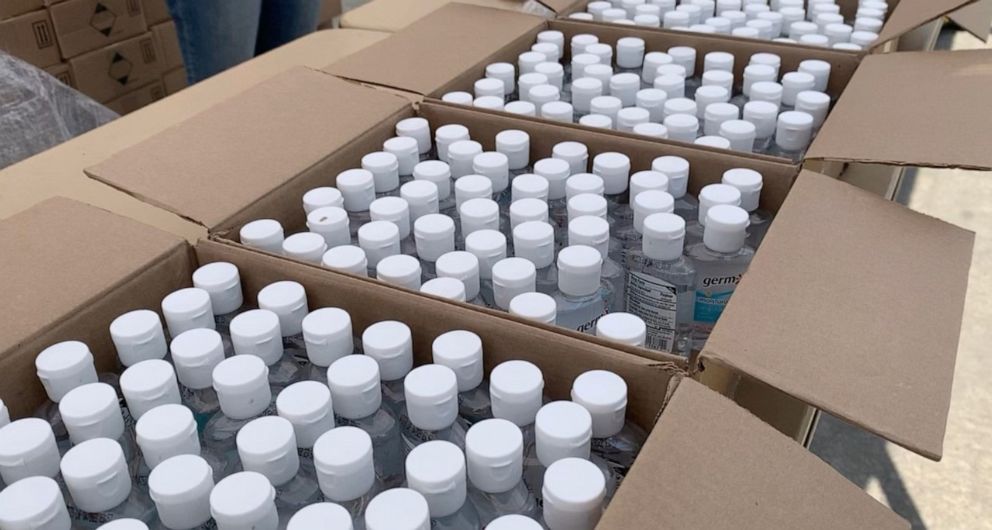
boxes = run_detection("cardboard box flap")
[537,0,582,12]
[700,171,973,460]
[598,378,909,530]
[807,49,992,171]
[85,67,410,230]
[323,3,545,96]
[873,0,978,46]
[947,0,992,40]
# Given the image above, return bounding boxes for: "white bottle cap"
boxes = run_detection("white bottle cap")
[289,503,354,530]
[663,97,696,119]
[110,310,168,368]
[513,221,556,269]
[308,206,352,249]
[702,69,734,94]
[795,90,831,128]
[0,419,61,483]
[825,22,854,45]
[569,216,612,261]
[704,204,750,252]
[578,113,613,129]
[455,174,492,208]
[302,307,354,367]
[120,359,181,419]
[420,278,467,302]
[327,355,382,420]
[745,17,774,38]
[781,71,816,106]
[850,30,879,47]
[510,198,549,229]
[749,80,783,107]
[634,12,661,26]
[629,170,669,199]
[210,472,277,529]
[518,50,545,74]
[642,213,686,260]
[588,95,621,122]
[370,196,412,239]
[795,62,829,97]
[552,141,589,176]
[162,287,215,336]
[731,26,760,37]
[313,426,375,502]
[283,232,328,264]
[706,15,732,33]
[491,258,538,310]
[566,173,605,200]
[590,152,630,195]
[757,10,783,33]
[362,151,401,194]
[435,124,470,163]
[257,280,308,336]
[641,52,673,84]
[595,313,647,347]
[0,476,70,530]
[651,156,690,199]
[743,100,779,139]
[135,403,199,468]
[614,37,644,69]
[567,194,608,223]
[704,102,740,136]
[277,381,335,448]
[495,129,530,171]
[212,355,271,420]
[406,441,467,518]
[800,32,832,47]
[485,62,516,94]
[743,2,769,17]
[788,20,818,39]
[664,8,691,27]
[377,255,423,290]
[529,84,560,106]
[635,88,667,122]
[720,119,758,151]
[404,365,459,431]
[749,51,781,74]
[237,416,299,486]
[535,401,592,466]
[35,340,98,402]
[535,62,564,90]
[490,360,544,427]
[473,151,510,193]
[413,213,455,262]
[170,328,225,390]
[396,117,432,155]
[722,168,763,213]
[778,5,804,28]
[322,245,368,277]
[775,110,814,151]
[488,515,543,530]
[384,136,420,177]
[435,251,481,300]
[609,73,640,108]
[60,438,131,512]
[413,160,452,201]
[465,418,523,494]
[474,77,505,99]
[475,96,505,111]
[365,488,430,530]
[815,11,843,32]
[240,219,284,252]
[193,261,244,316]
[722,9,747,28]
[571,53,599,81]
[664,113,700,142]
[697,183,742,225]
[695,85,730,118]
[854,17,883,34]
[633,190,676,233]
[431,330,484,392]
[441,91,473,105]
[517,72,549,104]
[509,292,557,325]
[703,51,734,73]
[542,458,606,530]
[740,64,774,97]
[666,46,695,77]
[557,245,603,297]
[59,382,124,444]
[533,158,571,200]
[512,174,550,203]
[615,106,650,132]
[448,140,483,178]
[337,169,377,213]
[362,320,413,383]
[358,221,401,269]
[538,29,565,50]
[459,198,500,236]
[653,73,685,100]
[148,454,214,530]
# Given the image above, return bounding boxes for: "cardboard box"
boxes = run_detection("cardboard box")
[340,0,555,32]
[104,80,164,114]
[151,20,181,70]
[319,0,341,25]
[0,0,43,19]
[162,65,186,94]
[140,0,168,25]
[69,32,164,103]
[0,9,60,68]
[50,0,146,59]
[43,61,74,87]
[85,67,978,463]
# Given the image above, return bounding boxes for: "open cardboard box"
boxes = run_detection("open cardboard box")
[84,67,976,463]
[0,197,955,528]
[340,0,560,33]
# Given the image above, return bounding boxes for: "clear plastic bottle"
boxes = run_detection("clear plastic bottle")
[61,438,157,529]
[362,320,414,415]
[401,365,467,451]
[402,180,439,225]
[305,204,349,246]
[489,360,544,449]
[473,151,511,210]
[668,46,698,97]
[625,213,697,355]
[283,232,329,265]
[364,488,431,530]
[370,197,417,257]
[496,130,532,178]
[413,161,455,218]
[553,245,614,334]
[239,219,284,254]
[611,188,674,268]
[384,136,420,185]
[651,156,697,223]
[466,230,507,308]
[277,381,335,475]
[448,140,483,179]
[509,292,558,326]
[542,458,606,530]
[571,370,648,488]
[60,382,139,471]
[33,340,99,449]
[485,63,516,102]
[465,419,539,526]
[491,257,537,313]
[0,475,71,529]
[314,426,381,529]
[135,403,233,486]
[326,355,405,488]
[169,328,224,431]
[209,471,279,530]
[534,158,572,234]
[257,280,311,358]
[162,287,217,341]
[413,213,456,280]
[432,330,492,426]
[405,441,481,529]
[767,110,814,163]
[568,216,625,314]
[684,183,742,248]
[303,186,344,215]
[363,151,401,199]
[0,418,63,488]
[513,221,558,296]
[110,310,169,369]
[686,204,755,347]
[192,261,246,339]
[592,152,631,228]
[202,355,276,455]
[434,124,471,164]
[300,307,356,384]
[722,168,773,249]
[236,416,322,522]
[358,221,402,278]
[337,169,377,239]
[377,255,422,290]
[287,502,354,530]
[396,117,433,162]
[435,251,488,307]
[230,309,303,388]
[147,454,216,530]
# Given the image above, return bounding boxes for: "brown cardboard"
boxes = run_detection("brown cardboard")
[872,0,980,47]
[151,20,181,70]
[43,61,74,87]
[0,0,43,19]
[807,50,992,171]
[947,0,992,39]
[87,67,412,231]
[339,0,549,32]
[104,80,165,114]
[69,32,164,103]
[0,9,60,68]
[50,0,146,59]
[319,0,341,25]
[161,65,186,94]
[140,0,168,25]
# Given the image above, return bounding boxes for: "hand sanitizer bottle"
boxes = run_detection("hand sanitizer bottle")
[135,403,232,485]
[684,183,742,248]
[402,180,440,224]
[651,155,696,222]
[414,161,455,217]
[435,251,488,307]
[0,418,63,488]
[362,320,414,416]
[326,355,405,489]
[282,233,328,264]
[492,258,537,313]
[229,309,303,388]
[303,186,344,215]
[301,307,356,383]
[489,360,545,449]
[33,341,99,450]
[370,197,417,257]
[192,261,245,338]
[401,365,467,450]
[414,214,456,280]
[257,280,310,358]
[383,136,420,184]
[363,152,401,198]
[61,438,156,528]
[568,216,625,313]
[686,204,754,347]
[611,188,674,267]
[59,382,139,468]
[432,330,492,426]
[768,110,814,163]
[496,130,531,177]
[513,221,558,295]
[553,245,613,334]
[287,503,354,530]
[322,245,369,277]
[406,441,481,529]
[474,151,511,209]
[358,221,402,277]
[534,158,572,233]
[169,329,223,430]
[120,359,181,422]
[0,476,72,530]
[202,355,276,454]
[625,213,696,355]
[276,380,335,474]
[313,426,381,527]
[240,219,284,253]
[722,168,773,248]
[337,169,377,239]
[396,117,433,162]
[595,312,647,347]
[364,488,430,530]
[448,140,483,179]
[111,310,169,368]
[542,458,606,530]
[147,454,216,530]
[466,229,507,308]
[161,287,216,338]
[209,471,279,530]
[466,419,539,526]
[571,370,648,485]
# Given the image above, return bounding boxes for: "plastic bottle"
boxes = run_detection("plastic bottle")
[552,245,613,333]
[571,370,648,486]
[282,233,328,264]
[364,488,431,530]
[509,292,558,325]
[169,328,224,430]
[276,380,336,473]
[488,360,544,449]
[435,251,487,306]
[322,245,369,277]
[542,458,606,530]
[201,355,276,454]
[401,181,439,226]
[0,476,72,530]
[414,214,456,280]
[33,341,99,448]
[61,439,156,528]
[59,382,138,468]
[413,161,455,217]
[239,219,284,253]
[0,418,63,487]
[362,151,401,198]
[362,321,414,415]
[301,307,356,383]
[236,416,322,521]
[229,309,303,388]
[722,168,773,248]
[513,221,558,295]
[135,403,232,485]
[110,310,169,368]
[147,454,216,529]
[209,471,279,530]
[370,197,417,256]
[336,169,376,239]
[396,117,433,162]
[257,280,310,356]
[405,442,480,529]
[358,221,402,277]
[684,183,742,248]
[432,330,492,425]
[465,419,539,526]
[400,365,466,450]
[313,426,381,528]
[287,502,354,530]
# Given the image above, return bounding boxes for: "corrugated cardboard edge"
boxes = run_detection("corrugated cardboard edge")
[947,0,992,39]
[872,0,980,47]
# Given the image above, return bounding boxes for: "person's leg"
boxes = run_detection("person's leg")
[255,0,322,56]
[166,0,264,84]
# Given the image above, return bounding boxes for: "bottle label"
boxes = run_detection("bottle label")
[693,286,736,324]
[625,271,679,351]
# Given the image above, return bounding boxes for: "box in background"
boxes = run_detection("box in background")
[0,9,60,68]
[161,65,185,94]
[43,61,74,87]
[104,80,163,114]
[339,0,551,32]
[0,0,43,19]
[150,20,180,70]
[50,0,146,59]
[69,32,163,102]
[318,0,340,27]
[140,0,168,25]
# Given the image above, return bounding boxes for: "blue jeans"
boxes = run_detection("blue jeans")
[166,0,322,84]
